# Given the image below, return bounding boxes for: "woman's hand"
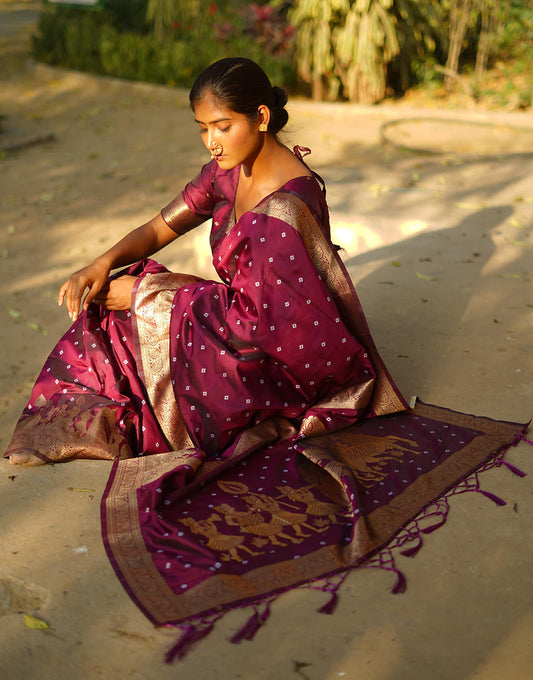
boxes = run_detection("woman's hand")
[93,275,137,311]
[58,259,111,322]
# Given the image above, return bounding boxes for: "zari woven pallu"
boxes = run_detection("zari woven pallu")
[102,403,529,661]
[5,154,530,661]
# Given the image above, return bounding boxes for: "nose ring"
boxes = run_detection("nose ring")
[210,142,223,159]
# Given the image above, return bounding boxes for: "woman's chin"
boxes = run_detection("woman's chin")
[214,156,236,169]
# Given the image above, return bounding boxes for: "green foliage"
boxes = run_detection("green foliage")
[290,0,444,102]
[32,8,107,71]
[493,0,533,60]
[31,1,297,90]
[105,0,149,33]
[29,0,533,107]
[289,0,531,105]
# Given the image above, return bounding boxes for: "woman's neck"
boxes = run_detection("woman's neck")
[241,137,310,188]
[241,134,281,180]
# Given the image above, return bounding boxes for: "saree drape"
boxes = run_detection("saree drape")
[4,154,529,661]
[4,158,407,463]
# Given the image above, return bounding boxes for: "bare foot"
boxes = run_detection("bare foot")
[8,451,48,466]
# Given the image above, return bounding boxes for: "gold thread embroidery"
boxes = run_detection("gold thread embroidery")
[104,453,196,624]
[134,273,201,450]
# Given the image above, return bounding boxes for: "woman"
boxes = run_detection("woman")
[5,60,527,656]
[5,57,406,466]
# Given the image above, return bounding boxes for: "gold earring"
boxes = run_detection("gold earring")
[259,124,267,132]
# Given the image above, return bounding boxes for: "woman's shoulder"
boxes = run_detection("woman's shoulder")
[248,174,330,239]
[269,174,327,215]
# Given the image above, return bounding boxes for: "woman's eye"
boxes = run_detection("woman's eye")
[220,126,231,133]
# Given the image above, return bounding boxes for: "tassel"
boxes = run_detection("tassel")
[502,460,527,477]
[400,538,423,558]
[165,620,215,663]
[318,590,338,615]
[478,489,506,506]
[230,601,272,644]
[230,610,261,644]
[420,514,447,534]
[391,568,407,594]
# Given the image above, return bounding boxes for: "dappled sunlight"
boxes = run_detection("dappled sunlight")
[480,240,533,278]
[332,220,383,255]
[161,222,217,280]
[400,219,429,237]
[332,218,429,257]
[481,243,526,275]
[1,35,533,680]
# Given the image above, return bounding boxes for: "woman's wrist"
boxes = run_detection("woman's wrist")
[94,253,115,272]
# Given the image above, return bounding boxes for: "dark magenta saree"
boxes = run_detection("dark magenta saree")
[4,156,529,660]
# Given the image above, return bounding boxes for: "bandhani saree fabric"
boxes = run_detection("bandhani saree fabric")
[4,152,530,660]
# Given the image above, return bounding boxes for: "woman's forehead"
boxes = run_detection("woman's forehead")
[193,96,235,123]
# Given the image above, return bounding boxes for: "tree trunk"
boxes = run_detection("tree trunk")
[445,0,474,91]
[475,2,499,88]
[312,72,324,101]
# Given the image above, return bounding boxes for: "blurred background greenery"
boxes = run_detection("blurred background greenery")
[32,0,532,109]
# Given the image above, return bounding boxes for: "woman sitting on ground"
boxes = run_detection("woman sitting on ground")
[5,57,405,466]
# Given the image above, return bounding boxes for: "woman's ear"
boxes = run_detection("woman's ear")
[257,105,271,132]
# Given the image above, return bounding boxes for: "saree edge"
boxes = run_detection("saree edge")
[100,457,185,626]
[100,460,158,624]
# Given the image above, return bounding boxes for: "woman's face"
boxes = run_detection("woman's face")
[193,96,263,170]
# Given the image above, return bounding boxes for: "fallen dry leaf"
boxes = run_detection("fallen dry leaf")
[506,239,533,248]
[8,307,22,319]
[23,614,49,631]
[26,322,48,335]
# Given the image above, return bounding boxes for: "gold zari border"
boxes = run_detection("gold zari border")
[134,272,202,451]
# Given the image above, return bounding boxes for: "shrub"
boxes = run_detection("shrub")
[31,2,297,91]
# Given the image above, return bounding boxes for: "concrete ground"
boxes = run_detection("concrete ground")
[1,2,532,679]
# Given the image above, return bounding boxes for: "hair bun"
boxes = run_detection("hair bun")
[272,86,288,109]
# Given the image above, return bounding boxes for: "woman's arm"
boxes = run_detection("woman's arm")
[58,210,205,321]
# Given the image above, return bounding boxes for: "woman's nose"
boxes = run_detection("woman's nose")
[207,130,219,150]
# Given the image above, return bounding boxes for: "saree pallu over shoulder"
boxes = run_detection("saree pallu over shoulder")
[251,190,409,428]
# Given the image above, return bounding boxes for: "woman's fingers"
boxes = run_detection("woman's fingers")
[93,276,136,310]
[85,280,108,308]
[57,281,68,307]
[58,262,111,321]
[67,278,88,321]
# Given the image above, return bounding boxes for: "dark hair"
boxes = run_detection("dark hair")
[189,57,289,135]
